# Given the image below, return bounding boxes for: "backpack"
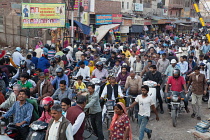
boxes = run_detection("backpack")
[62,55,69,67]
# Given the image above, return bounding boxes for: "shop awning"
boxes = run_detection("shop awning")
[69,20,91,35]
[130,25,143,33]
[96,24,120,43]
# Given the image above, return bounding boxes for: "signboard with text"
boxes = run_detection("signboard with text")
[96,15,112,25]
[96,14,122,25]
[112,14,122,23]
[22,3,65,28]
[134,3,143,11]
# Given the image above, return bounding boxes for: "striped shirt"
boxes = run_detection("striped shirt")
[3,101,34,127]
[48,50,56,59]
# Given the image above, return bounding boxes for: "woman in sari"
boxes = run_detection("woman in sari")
[109,102,132,140]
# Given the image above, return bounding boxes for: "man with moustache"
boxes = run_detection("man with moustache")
[45,104,73,140]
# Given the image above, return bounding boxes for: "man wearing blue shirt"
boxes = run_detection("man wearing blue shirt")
[0,89,33,140]
[201,42,210,55]
[75,54,89,67]
[178,56,188,78]
[158,46,166,55]
[31,52,39,69]
[51,67,68,89]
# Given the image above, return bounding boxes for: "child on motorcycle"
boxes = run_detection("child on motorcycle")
[73,75,87,96]
[38,97,54,123]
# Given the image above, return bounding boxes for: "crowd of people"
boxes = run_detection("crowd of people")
[0,32,209,140]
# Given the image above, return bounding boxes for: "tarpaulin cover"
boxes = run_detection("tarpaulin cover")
[96,24,120,43]
[69,20,91,35]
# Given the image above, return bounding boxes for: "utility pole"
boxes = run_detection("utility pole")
[77,0,81,22]
[70,0,75,47]
[26,0,31,50]
[192,0,210,42]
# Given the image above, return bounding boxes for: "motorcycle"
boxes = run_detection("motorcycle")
[5,80,17,100]
[167,91,185,127]
[26,121,48,140]
[0,110,18,140]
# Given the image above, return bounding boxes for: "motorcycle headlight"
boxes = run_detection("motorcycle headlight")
[39,125,47,129]
[172,96,179,102]
[31,124,39,130]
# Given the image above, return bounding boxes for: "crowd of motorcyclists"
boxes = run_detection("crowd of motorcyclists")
[0,32,209,140]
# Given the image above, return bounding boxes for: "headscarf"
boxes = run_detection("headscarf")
[44,69,49,74]
[109,102,132,140]
[88,61,95,75]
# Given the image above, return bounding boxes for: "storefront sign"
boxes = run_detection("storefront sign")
[112,14,122,23]
[144,20,151,25]
[132,18,144,25]
[158,19,171,24]
[22,3,65,29]
[96,14,112,25]
[123,19,132,26]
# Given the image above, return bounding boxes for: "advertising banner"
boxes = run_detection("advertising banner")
[22,3,65,29]
[96,15,112,25]
[112,14,122,23]
[74,0,82,10]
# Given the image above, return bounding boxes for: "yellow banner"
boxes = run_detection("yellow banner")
[22,3,66,28]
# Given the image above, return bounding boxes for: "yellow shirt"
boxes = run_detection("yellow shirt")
[74,81,86,90]
[122,50,131,58]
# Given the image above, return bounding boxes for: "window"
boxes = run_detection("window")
[122,2,124,9]
[127,2,129,9]
[170,11,172,15]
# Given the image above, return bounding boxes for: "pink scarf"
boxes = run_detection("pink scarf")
[109,102,132,140]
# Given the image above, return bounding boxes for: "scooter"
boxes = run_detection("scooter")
[0,111,17,140]
[26,121,48,140]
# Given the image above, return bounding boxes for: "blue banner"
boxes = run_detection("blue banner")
[96,15,112,25]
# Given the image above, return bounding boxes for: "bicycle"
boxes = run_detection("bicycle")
[124,95,137,122]
[83,114,94,139]
[102,97,120,129]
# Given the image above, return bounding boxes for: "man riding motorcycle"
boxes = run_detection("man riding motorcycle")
[91,61,108,81]
[55,55,64,69]
[49,57,58,77]
[51,67,68,89]
[11,60,30,83]
[4,55,17,78]
[165,69,190,113]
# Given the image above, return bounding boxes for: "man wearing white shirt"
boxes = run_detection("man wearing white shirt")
[45,104,73,140]
[66,44,74,57]
[129,51,136,68]
[178,56,188,78]
[12,47,25,66]
[100,77,124,100]
[75,61,90,80]
[34,47,43,58]
[66,95,86,140]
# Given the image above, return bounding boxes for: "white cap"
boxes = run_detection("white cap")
[171,59,177,64]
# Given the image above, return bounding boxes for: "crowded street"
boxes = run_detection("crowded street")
[1,0,210,140]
